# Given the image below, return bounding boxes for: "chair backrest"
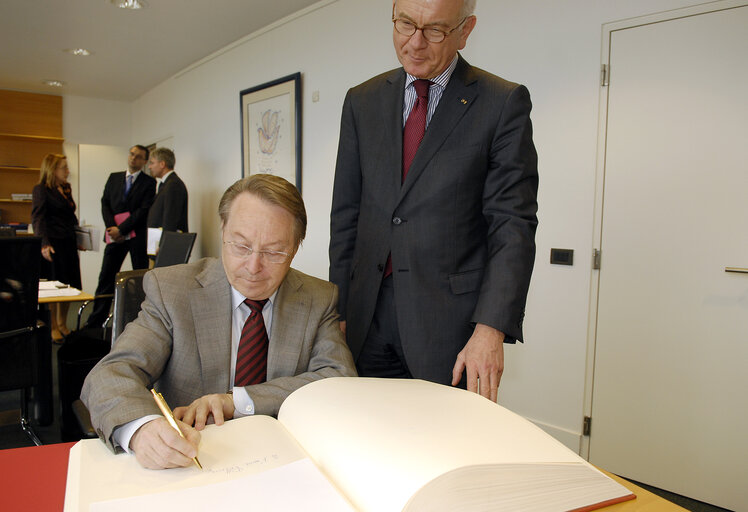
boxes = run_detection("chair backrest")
[0,236,41,391]
[0,236,40,332]
[111,269,148,344]
[154,231,196,268]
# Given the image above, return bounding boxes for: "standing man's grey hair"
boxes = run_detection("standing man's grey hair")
[460,0,476,18]
[393,0,476,19]
[151,147,175,170]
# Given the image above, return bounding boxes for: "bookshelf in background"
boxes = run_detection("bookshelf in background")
[0,90,63,227]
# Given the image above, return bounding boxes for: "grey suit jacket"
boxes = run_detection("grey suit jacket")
[147,172,188,232]
[82,257,356,452]
[329,55,538,384]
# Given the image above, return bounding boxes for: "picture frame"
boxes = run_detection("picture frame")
[240,72,302,191]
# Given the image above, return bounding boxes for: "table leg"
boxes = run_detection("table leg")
[30,306,54,426]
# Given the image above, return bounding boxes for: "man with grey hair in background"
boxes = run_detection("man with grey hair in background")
[147,147,189,236]
[329,0,538,402]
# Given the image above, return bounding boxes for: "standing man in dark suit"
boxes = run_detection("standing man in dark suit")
[329,0,538,402]
[86,145,156,327]
[146,147,188,234]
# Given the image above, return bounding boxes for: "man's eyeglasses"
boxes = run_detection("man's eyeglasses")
[392,16,468,43]
[223,241,291,264]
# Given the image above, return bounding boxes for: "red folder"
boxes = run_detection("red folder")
[105,212,135,244]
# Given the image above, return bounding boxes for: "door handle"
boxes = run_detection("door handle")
[725,267,748,274]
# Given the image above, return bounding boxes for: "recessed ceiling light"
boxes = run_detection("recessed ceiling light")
[64,48,93,56]
[42,80,65,87]
[111,0,147,9]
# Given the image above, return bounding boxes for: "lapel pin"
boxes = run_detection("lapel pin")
[461,98,468,104]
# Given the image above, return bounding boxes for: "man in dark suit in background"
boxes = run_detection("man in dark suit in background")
[86,145,156,327]
[146,147,188,234]
[329,0,538,402]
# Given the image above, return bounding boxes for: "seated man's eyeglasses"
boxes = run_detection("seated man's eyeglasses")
[223,241,290,264]
[392,16,468,43]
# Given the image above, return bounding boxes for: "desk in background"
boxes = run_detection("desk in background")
[39,291,95,305]
[32,290,95,426]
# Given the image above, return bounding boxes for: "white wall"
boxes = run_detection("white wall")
[62,94,132,220]
[63,95,132,148]
[60,96,132,298]
[127,0,705,451]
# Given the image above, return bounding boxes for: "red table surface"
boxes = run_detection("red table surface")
[0,442,75,512]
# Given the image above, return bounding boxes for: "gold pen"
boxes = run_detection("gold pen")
[150,388,203,469]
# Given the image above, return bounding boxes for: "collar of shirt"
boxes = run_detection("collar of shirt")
[157,170,175,186]
[126,170,141,180]
[403,54,459,128]
[230,285,278,331]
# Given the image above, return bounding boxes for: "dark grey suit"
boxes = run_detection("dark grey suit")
[82,257,356,452]
[329,55,538,384]
[147,172,188,232]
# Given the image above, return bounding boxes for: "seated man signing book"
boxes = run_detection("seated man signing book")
[82,174,356,469]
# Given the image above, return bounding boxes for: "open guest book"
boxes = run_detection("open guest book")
[64,378,635,511]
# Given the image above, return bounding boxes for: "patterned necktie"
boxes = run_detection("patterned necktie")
[235,298,269,386]
[385,79,431,277]
[402,79,431,182]
[124,174,134,197]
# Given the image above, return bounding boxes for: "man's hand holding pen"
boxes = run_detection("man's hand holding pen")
[130,418,201,470]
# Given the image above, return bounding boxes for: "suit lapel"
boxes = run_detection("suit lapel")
[126,171,146,208]
[383,70,407,195]
[267,269,309,379]
[399,56,478,201]
[190,259,233,391]
[158,172,175,196]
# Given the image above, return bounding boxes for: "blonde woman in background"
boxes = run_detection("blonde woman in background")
[31,154,83,342]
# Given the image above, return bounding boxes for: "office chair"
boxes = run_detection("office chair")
[154,231,196,268]
[76,295,113,330]
[60,269,149,440]
[75,231,195,327]
[0,236,44,445]
[110,269,148,342]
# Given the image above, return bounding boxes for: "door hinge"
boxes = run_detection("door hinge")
[592,249,601,270]
[583,416,592,436]
[601,64,609,87]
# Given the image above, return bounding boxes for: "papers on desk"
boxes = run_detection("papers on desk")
[64,378,635,512]
[39,281,84,298]
[147,227,162,256]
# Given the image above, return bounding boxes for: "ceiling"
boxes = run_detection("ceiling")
[0,0,321,101]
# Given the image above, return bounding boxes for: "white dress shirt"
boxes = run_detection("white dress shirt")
[113,285,277,452]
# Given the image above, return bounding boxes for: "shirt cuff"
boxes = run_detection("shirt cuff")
[232,386,256,416]
[112,415,161,453]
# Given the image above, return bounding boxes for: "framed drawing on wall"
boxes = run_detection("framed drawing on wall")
[240,72,302,191]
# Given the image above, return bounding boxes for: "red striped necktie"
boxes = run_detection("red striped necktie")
[402,79,431,182]
[235,298,269,386]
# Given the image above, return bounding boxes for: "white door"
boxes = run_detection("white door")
[589,4,748,511]
[77,144,131,295]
